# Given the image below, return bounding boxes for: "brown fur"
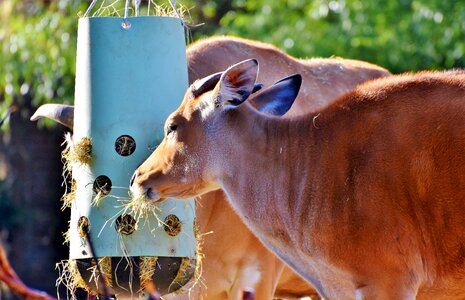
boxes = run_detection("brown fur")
[132,66,465,299]
[162,36,388,299]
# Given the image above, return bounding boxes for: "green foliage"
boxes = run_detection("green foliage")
[0,0,87,126]
[212,0,465,73]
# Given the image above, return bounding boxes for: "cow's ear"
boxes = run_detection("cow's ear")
[249,74,301,116]
[252,83,264,94]
[191,72,222,97]
[213,59,258,107]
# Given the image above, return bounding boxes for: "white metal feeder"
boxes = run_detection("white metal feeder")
[43,2,196,297]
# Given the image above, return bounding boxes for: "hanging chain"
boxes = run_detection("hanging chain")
[168,0,185,27]
[83,0,98,18]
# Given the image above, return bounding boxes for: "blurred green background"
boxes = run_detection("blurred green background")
[0,0,464,295]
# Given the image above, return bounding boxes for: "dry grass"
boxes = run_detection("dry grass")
[60,133,92,210]
[61,179,77,210]
[62,134,92,167]
[56,260,88,300]
[119,194,163,232]
[86,0,190,19]
[139,256,158,290]
[88,257,113,289]
[192,220,207,292]
[56,257,115,300]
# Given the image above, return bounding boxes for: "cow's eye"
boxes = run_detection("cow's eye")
[167,124,178,136]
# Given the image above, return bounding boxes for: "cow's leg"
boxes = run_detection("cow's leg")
[230,258,284,300]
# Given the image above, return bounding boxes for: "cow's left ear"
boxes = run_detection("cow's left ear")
[249,74,302,116]
[214,59,258,107]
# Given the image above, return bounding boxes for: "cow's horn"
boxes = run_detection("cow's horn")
[30,104,74,129]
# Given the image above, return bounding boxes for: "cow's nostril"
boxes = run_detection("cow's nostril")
[146,188,160,200]
[130,172,138,187]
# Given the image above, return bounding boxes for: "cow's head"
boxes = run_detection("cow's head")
[130,59,301,201]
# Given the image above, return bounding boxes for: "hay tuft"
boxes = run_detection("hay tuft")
[56,257,114,299]
[91,192,107,207]
[87,0,191,20]
[62,134,92,168]
[61,179,77,210]
[163,214,183,236]
[92,257,113,289]
[62,222,71,245]
[171,220,209,296]
[193,220,206,289]
[120,195,162,231]
[56,260,88,300]
[139,256,158,290]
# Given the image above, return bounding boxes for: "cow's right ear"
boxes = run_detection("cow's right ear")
[249,74,301,116]
[214,59,259,107]
[192,72,222,97]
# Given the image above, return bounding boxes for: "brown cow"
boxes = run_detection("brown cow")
[32,36,389,299]
[169,36,389,300]
[130,60,465,299]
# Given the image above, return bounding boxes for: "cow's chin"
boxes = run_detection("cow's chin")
[153,181,221,201]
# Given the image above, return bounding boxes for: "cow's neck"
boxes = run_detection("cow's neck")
[214,107,325,251]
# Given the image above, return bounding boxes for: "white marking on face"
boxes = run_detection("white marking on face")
[197,95,216,120]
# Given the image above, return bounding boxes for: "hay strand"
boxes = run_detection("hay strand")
[139,256,158,290]
[61,179,77,210]
[62,134,92,167]
[56,260,88,300]
[85,0,190,20]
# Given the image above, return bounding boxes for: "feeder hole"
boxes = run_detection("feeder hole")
[115,135,136,156]
[77,216,90,237]
[93,175,112,195]
[164,215,182,236]
[115,214,136,235]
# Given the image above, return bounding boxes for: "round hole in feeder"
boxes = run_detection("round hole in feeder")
[115,135,136,156]
[93,175,112,195]
[77,216,90,238]
[115,214,136,235]
[164,214,182,236]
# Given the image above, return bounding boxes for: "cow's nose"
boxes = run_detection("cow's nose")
[130,171,138,187]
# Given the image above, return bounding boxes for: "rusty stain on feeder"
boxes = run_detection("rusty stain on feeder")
[115,214,137,235]
[164,214,182,236]
[77,216,91,238]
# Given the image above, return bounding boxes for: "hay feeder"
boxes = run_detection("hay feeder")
[65,1,196,297]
